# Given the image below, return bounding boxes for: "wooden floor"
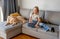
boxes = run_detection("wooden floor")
[11,33,38,39]
[0,37,3,39]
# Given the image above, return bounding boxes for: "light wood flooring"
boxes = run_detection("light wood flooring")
[11,33,38,39]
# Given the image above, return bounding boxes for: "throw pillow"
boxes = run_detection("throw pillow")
[10,12,20,17]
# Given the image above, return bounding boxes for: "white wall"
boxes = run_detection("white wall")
[0,0,4,22]
[45,0,60,11]
[18,0,60,11]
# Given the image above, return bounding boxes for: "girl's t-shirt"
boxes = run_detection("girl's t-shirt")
[30,12,39,21]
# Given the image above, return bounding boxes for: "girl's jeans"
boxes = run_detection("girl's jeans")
[28,20,49,31]
[28,20,37,28]
[39,23,49,31]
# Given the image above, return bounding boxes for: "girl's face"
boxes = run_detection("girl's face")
[33,8,38,14]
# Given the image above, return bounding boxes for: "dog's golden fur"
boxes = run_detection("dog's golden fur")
[6,13,26,26]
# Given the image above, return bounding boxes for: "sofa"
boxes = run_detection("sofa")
[20,8,60,39]
[59,26,60,39]
[0,8,60,39]
[0,21,22,39]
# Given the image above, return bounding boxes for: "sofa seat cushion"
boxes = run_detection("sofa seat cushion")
[23,23,58,31]
[38,28,57,37]
[23,23,37,31]
[23,23,58,37]
[0,21,21,33]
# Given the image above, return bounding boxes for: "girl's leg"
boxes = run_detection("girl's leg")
[39,23,44,28]
[28,20,40,28]
[39,23,49,31]
[28,23,35,28]
[43,24,50,31]
[33,20,39,28]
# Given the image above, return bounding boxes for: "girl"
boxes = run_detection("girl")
[28,6,50,31]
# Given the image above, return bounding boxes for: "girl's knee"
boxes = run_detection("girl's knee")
[39,23,44,26]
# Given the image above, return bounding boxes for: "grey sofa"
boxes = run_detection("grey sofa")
[59,26,60,39]
[0,21,22,39]
[20,8,60,39]
[0,8,60,39]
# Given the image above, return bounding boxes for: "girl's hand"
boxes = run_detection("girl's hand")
[29,17,32,23]
[35,24,39,28]
[29,20,32,23]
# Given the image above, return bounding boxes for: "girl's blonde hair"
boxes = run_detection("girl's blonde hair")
[32,6,39,14]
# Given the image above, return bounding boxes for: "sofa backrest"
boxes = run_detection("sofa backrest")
[20,8,44,19]
[20,8,60,25]
[45,11,60,25]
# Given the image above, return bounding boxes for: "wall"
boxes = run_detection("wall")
[0,0,4,22]
[45,0,60,11]
[18,0,60,11]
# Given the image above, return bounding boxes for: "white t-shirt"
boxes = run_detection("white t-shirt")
[30,12,39,21]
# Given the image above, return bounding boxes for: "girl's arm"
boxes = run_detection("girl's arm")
[29,17,32,23]
[29,12,32,23]
[36,17,40,25]
[35,17,40,28]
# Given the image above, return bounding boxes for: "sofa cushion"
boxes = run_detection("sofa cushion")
[0,21,21,33]
[23,23,57,37]
[45,11,60,25]
[10,12,20,17]
[20,8,44,19]
[23,23,58,32]
[23,23,37,31]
